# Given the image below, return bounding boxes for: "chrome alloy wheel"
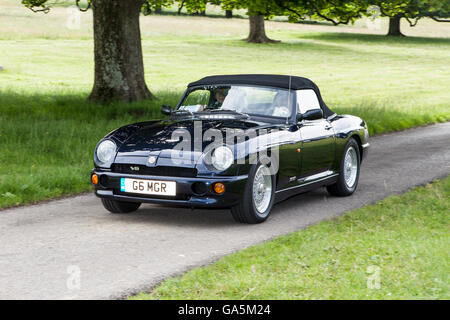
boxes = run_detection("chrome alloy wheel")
[252,165,272,215]
[343,146,358,188]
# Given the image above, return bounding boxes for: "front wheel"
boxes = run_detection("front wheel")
[327,138,360,197]
[101,198,141,214]
[231,161,275,224]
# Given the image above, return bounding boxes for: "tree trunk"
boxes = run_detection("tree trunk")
[89,0,152,103]
[225,10,232,19]
[387,16,404,36]
[247,15,278,43]
[178,1,185,15]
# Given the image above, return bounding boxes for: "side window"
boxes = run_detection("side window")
[179,89,210,112]
[297,89,321,114]
[183,89,210,106]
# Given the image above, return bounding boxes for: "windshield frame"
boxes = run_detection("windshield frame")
[175,84,297,122]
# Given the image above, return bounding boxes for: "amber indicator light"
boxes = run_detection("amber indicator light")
[213,182,225,194]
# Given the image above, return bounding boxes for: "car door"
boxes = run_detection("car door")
[275,125,302,190]
[296,89,336,180]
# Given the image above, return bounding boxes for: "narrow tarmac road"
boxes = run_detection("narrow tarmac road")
[0,122,449,299]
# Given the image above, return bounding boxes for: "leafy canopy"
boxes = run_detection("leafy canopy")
[367,0,450,25]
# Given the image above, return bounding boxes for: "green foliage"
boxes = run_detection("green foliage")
[21,0,51,12]
[132,177,450,300]
[142,0,173,15]
[22,0,93,13]
[222,0,450,26]
[221,0,284,17]
[368,0,450,22]
[142,0,207,16]
[219,0,367,26]
[21,0,450,25]
[21,0,181,14]
[279,0,367,25]
[183,0,208,14]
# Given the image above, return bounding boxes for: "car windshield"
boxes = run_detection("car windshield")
[177,85,293,118]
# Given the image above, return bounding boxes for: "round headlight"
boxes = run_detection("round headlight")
[212,146,234,171]
[96,140,117,164]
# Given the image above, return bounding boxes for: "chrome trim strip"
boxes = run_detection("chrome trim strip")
[275,173,338,194]
[297,170,334,183]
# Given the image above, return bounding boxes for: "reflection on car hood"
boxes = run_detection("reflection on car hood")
[114,119,282,156]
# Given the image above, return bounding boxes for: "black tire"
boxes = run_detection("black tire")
[231,160,276,224]
[327,138,360,197]
[101,198,141,214]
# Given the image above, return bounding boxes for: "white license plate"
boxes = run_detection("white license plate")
[120,178,176,196]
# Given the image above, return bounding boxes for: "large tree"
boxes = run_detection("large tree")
[89,0,152,102]
[220,0,368,43]
[276,0,450,36]
[221,0,284,43]
[366,0,450,36]
[22,0,179,102]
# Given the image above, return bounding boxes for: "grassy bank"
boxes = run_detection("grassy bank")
[132,177,450,300]
[0,0,449,208]
[0,92,178,208]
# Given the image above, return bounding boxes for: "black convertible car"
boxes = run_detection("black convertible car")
[91,74,369,223]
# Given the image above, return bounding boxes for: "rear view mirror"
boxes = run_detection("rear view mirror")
[161,104,172,115]
[297,109,323,122]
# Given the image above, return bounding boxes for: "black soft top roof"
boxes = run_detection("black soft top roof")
[189,74,315,90]
[188,74,334,117]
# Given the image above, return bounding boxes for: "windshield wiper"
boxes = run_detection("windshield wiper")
[208,109,250,119]
[172,109,194,116]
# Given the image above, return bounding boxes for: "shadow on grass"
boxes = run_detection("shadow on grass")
[0,90,181,121]
[1,89,448,136]
[215,37,419,64]
[216,37,360,57]
[205,32,442,61]
[299,32,450,46]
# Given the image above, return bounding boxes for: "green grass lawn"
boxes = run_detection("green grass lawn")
[131,176,450,300]
[0,0,449,208]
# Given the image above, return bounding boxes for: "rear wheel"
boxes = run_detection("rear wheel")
[327,138,360,197]
[101,198,141,214]
[231,161,275,224]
